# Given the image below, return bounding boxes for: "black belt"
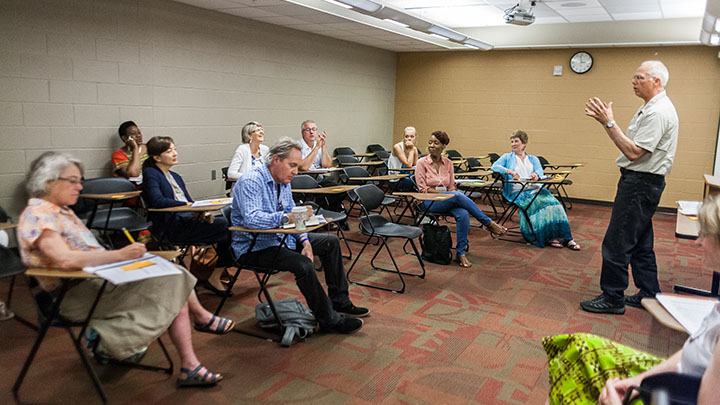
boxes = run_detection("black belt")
[620,167,664,184]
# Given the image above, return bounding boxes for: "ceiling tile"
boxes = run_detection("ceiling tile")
[219,6,278,18]
[612,12,663,21]
[253,15,312,25]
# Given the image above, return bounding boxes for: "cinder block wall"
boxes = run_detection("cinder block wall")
[0,0,397,218]
[394,47,720,207]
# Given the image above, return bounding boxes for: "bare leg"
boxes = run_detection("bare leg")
[167,301,220,379]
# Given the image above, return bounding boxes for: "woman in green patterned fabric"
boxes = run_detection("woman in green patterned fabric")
[544,195,720,404]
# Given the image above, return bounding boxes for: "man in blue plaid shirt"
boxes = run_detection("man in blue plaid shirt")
[231,138,368,334]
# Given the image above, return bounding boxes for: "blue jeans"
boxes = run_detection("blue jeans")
[600,169,665,300]
[423,191,492,255]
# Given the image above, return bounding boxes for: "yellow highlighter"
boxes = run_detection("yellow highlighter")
[122,227,135,243]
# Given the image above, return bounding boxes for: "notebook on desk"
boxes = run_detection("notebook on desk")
[656,293,718,335]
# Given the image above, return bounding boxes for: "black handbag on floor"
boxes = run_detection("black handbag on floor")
[421,224,453,265]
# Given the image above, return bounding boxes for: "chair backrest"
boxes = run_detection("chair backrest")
[335,155,359,165]
[353,184,386,212]
[220,205,231,224]
[0,205,9,223]
[221,167,228,180]
[366,144,385,153]
[82,177,137,195]
[487,153,501,164]
[537,155,550,166]
[342,166,371,184]
[445,149,462,159]
[333,147,355,156]
[291,175,320,190]
[374,150,390,160]
[0,245,26,279]
[466,157,483,170]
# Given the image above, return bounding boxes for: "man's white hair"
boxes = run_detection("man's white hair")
[641,60,669,87]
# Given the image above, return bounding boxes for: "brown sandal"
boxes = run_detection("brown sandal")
[486,221,507,238]
[456,255,472,268]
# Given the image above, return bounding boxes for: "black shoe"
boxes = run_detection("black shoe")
[324,317,363,334]
[203,280,233,297]
[624,292,654,309]
[334,303,370,318]
[340,221,350,231]
[580,294,625,315]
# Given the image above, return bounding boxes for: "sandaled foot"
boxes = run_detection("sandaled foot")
[567,240,581,251]
[455,254,472,268]
[549,239,564,248]
[177,364,223,387]
[486,221,507,238]
[194,314,235,335]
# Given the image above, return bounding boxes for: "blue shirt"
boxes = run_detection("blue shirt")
[231,164,307,258]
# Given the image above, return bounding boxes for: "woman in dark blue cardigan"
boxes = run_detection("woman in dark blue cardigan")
[142,136,233,294]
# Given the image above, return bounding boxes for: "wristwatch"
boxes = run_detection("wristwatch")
[606,121,616,128]
[281,214,290,225]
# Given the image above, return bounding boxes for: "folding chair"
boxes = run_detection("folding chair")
[537,155,575,210]
[445,149,462,159]
[335,154,360,166]
[74,177,151,247]
[366,144,386,153]
[0,245,37,329]
[333,147,355,156]
[221,166,233,196]
[13,273,173,403]
[290,175,352,259]
[342,166,396,220]
[346,184,425,294]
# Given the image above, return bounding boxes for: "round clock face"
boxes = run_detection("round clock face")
[570,51,593,74]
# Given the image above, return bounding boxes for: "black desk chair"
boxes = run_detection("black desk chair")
[333,147,355,156]
[13,274,173,403]
[346,184,425,294]
[221,166,233,196]
[537,155,575,210]
[74,178,151,247]
[342,166,396,220]
[0,245,36,329]
[335,154,360,166]
[366,144,386,153]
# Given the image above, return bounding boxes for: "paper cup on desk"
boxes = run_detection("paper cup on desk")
[292,207,307,230]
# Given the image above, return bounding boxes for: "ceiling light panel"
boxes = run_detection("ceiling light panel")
[386,0,488,8]
[660,0,707,18]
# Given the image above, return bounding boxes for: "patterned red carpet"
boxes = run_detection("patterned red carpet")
[0,202,706,404]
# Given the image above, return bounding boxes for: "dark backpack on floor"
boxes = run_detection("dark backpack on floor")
[255,298,317,347]
[421,224,453,265]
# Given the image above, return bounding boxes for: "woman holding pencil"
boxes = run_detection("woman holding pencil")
[17,151,234,387]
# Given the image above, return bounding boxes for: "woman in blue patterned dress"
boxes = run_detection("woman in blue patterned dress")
[491,130,580,250]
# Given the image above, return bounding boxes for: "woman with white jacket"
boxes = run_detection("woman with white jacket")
[227,121,269,180]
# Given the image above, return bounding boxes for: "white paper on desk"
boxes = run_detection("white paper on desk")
[305,215,327,226]
[678,201,701,216]
[83,254,182,285]
[191,197,232,208]
[656,293,717,334]
[455,179,483,184]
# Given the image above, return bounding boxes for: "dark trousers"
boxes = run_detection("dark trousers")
[600,168,665,300]
[165,214,234,267]
[239,233,349,327]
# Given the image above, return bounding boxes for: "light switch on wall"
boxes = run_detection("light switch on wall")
[553,65,562,76]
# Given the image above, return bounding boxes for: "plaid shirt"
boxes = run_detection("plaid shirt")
[231,164,307,258]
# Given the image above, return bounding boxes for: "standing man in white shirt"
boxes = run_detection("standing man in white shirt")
[298,120,345,214]
[581,60,679,315]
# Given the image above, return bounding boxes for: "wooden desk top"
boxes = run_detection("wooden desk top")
[454,170,491,178]
[0,222,17,231]
[393,192,455,201]
[348,174,408,182]
[457,181,486,188]
[506,178,564,185]
[80,190,142,200]
[299,167,343,174]
[676,211,700,239]
[229,219,330,234]
[542,163,583,169]
[339,161,384,167]
[391,167,416,172]
[292,185,357,194]
[26,251,182,279]
[642,298,686,333]
[352,153,375,158]
[148,203,229,212]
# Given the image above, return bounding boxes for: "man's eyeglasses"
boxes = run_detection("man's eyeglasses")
[57,177,83,185]
[632,75,653,82]
[302,127,318,133]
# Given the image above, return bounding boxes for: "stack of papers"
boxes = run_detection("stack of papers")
[83,254,182,285]
[455,179,483,184]
[656,293,717,334]
[192,198,232,207]
[678,200,702,216]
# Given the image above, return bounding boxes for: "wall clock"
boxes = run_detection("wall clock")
[570,51,593,74]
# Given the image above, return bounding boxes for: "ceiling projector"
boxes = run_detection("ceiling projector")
[504,0,537,26]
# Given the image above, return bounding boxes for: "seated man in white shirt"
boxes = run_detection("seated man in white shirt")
[298,120,345,214]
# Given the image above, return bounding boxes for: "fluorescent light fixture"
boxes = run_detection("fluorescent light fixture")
[712,33,720,45]
[334,0,382,13]
[429,33,449,40]
[464,44,479,49]
[463,37,493,50]
[427,24,466,42]
[322,0,352,9]
[716,18,720,32]
[383,18,409,28]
